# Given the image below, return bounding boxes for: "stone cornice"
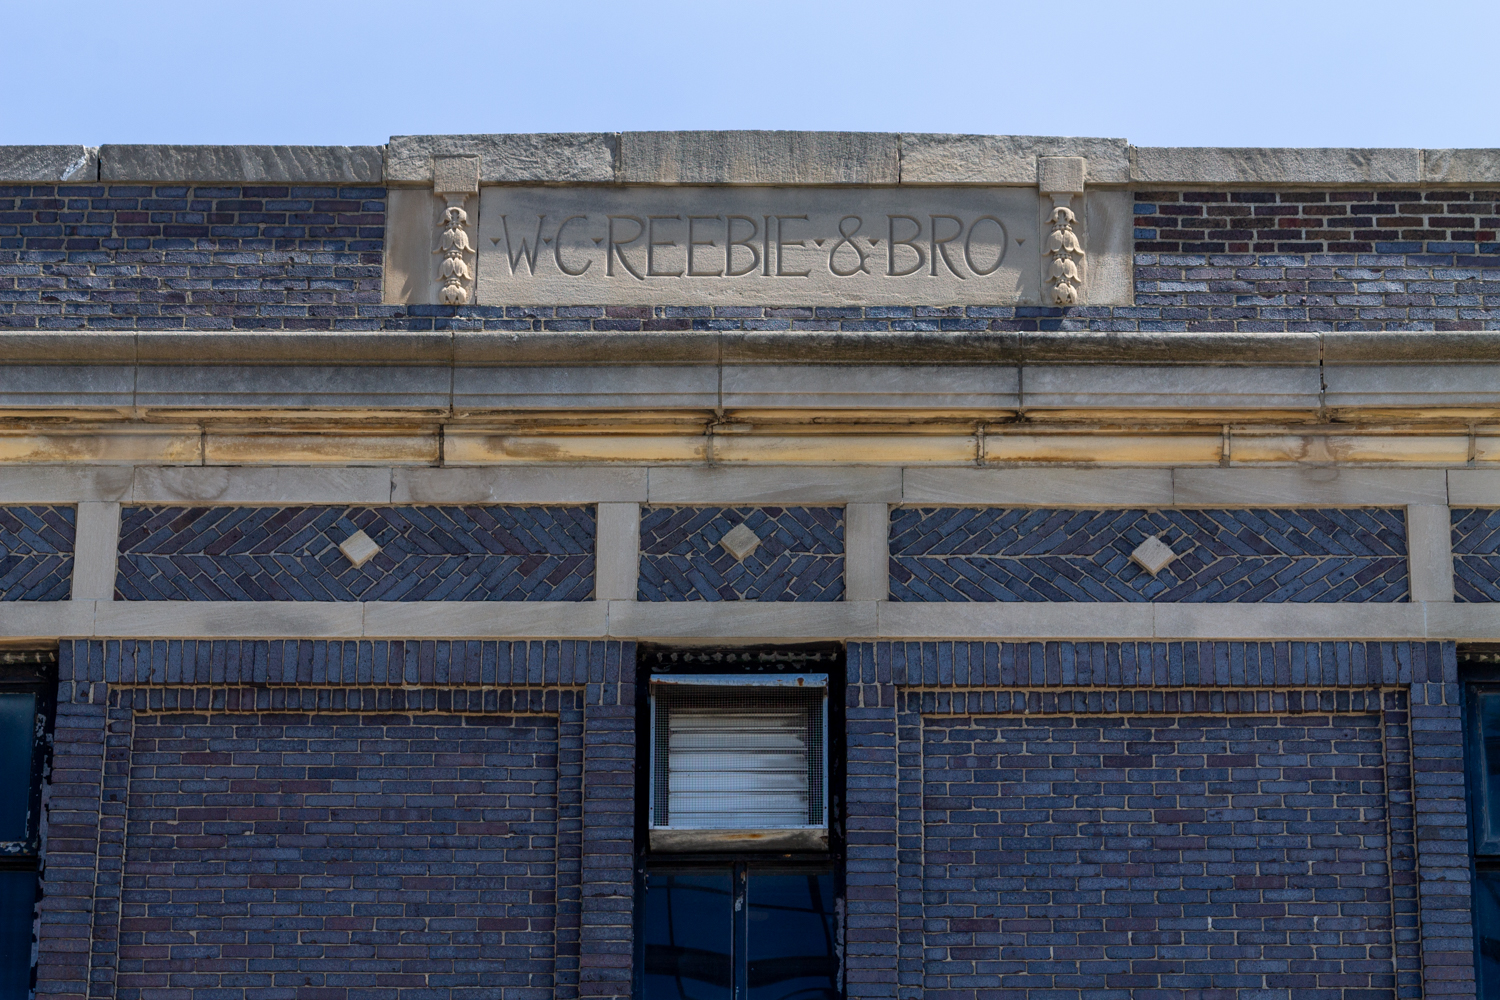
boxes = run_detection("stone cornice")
[4,329,1500,366]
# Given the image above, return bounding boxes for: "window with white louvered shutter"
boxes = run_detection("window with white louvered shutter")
[648,674,828,852]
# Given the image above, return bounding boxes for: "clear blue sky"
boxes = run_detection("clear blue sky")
[5,0,1496,148]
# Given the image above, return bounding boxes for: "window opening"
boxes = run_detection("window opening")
[635,644,845,1000]
[0,649,57,1000]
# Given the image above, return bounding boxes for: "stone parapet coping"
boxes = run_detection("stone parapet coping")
[3,134,1498,186]
[6,329,1500,366]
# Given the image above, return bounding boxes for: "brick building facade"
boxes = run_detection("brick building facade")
[1,132,1498,1000]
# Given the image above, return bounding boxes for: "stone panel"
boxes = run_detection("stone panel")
[114,505,595,601]
[0,503,74,600]
[473,185,1070,307]
[637,505,843,601]
[889,507,1409,603]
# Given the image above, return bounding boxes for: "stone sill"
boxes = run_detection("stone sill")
[4,135,1500,187]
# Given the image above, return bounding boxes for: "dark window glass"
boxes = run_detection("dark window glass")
[747,872,838,1000]
[1479,869,1500,1000]
[643,871,733,1000]
[0,869,34,997]
[642,867,838,1000]
[1474,692,1500,854]
[0,693,36,844]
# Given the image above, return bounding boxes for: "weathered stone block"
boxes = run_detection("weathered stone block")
[0,144,96,181]
[898,134,1130,184]
[619,130,898,184]
[98,144,383,182]
[385,132,617,183]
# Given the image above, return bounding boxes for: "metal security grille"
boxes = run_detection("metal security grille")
[651,680,825,831]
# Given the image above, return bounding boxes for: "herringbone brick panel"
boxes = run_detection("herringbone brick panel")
[1452,507,1500,601]
[115,505,595,601]
[889,507,1408,602]
[0,504,75,601]
[638,505,843,601]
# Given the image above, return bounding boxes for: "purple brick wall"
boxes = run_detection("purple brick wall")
[36,641,635,1000]
[117,709,559,1000]
[30,637,1474,1000]
[7,185,1496,332]
[848,641,1460,1000]
[0,184,384,331]
[922,709,1403,999]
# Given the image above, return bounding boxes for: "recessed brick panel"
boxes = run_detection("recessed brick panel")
[118,710,559,1000]
[889,507,1409,603]
[921,712,1400,1000]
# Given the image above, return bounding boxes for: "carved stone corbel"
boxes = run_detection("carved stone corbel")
[432,155,480,305]
[1038,156,1086,306]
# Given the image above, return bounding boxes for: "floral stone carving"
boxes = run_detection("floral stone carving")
[1046,204,1084,306]
[435,201,475,305]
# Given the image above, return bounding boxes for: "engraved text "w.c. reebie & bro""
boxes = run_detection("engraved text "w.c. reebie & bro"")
[490,213,1010,280]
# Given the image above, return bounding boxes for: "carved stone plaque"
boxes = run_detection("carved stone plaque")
[458,186,1130,307]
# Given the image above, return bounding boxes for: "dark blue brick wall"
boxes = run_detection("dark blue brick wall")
[843,641,1442,1000]
[43,639,637,1000]
[0,184,385,330]
[921,709,1404,1000]
[854,640,1446,690]
[638,505,843,601]
[119,709,558,1000]
[39,638,1460,1000]
[1452,508,1500,601]
[69,637,613,688]
[0,504,74,600]
[115,505,595,601]
[6,187,1495,332]
[889,507,1409,602]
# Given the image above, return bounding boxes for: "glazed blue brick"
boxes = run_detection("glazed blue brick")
[638,506,843,601]
[120,707,558,997]
[114,504,595,601]
[889,507,1409,602]
[0,504,74,600]
[1451,507,1500,601]
[3,185,1498,332]
[920,710,1400,997]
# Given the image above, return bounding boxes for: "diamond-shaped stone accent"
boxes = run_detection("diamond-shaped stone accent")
[718,523,763,561]
[338,529,382,568]
[1130,535,1177,576]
